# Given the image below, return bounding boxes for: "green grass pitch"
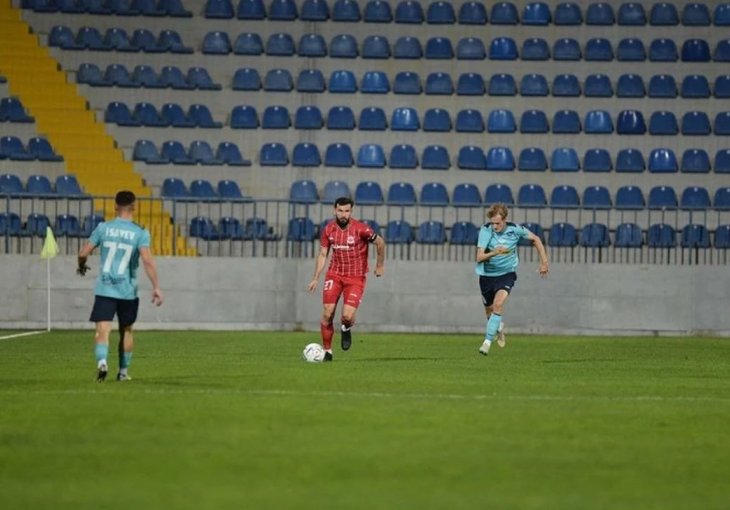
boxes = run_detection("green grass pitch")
[1,330,728,510]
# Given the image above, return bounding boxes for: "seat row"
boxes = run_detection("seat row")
[197,0,730,27]
[0,98,34,123]
[200,31,730,63]
[106,102,222,128]
[0,212,105,237]
[49,26,192,53]
[77,64,221,89]
[0,174,85,197]
[0,136,63,162]
[23,0,192,16]
[132,140,251,165]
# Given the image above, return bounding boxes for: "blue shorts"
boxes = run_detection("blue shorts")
[478,272,517,307]
[89,296,139,326]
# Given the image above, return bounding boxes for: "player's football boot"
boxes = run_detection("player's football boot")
[96,363,108,382]
[340,325,352,351]
[116,373,131,382]
[479,339,491,356]
[323,352,333,362]
[496,322,506,348]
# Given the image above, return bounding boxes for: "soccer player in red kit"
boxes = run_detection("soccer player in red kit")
[307,197,385,361]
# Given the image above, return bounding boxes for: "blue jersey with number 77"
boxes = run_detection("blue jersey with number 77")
[88,218,150,299]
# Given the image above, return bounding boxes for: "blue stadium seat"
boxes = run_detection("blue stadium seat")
[76,26,110,51]
[716,225,730,248]
[324,143,353,167]
[289,179,318,203]
[715,187,730,209]
[359,107,387,130]
[615,185,645,210]
[395,0,423,23]
[330,34,358,58]
[553,38,581,60]
[649,38,678,61]
[616,73,645,97]
[55,214,83,237]
[161,177,189,199]
[616,110,647,134]
[616,148,645,173]
[617,38,645,61]
[682,39,711,61]
[520,73,549,96]
[648,149,678,173]
[715,75,730,98]
[583,185,612,209]
[416,221,446,244]
[487,109,516,132]
[297,69,326,92]
[485,183,514,205]
[681,111,711,135]
[361,71,390,93]
[583,148,612,172]
[27,137,62,162]
[649,111,679,135]
[425,37,454,59]
[362,35,390,58]
[457,37,486,60]
[585,38,613,60]
[286,217,317,242]
[132,140,166,163]
[650,2,678,25]
[552,110,581,133]
[261,105,290,129]
[584,110,613,134]
[580,223,610,247]
[205,0,234,18]
[321,180,351,203]
[717,149,730,173]
[294,106,323,129]
[455,109,484,132]
[57,0,84,13]
[552,74,580,96]
[55,174,84,196]
[102,28,135,53]
[648,74,678,97]
[618,2,646,24]
[716,4,730,25]
[326,106,355,130]
[551,148,580,171]
[245,217,279,241]
[584,74,613,97]
[458,73,486,95]
[292,143,321,167]
[425,72,453,94]
[681,160,713,185]
[77,63,107,86]
[519,110,549,133]
[521,38,549,60]
[681,224,710,248]
[459,1,487,24]
[490,1,518,24]
[329,70,357,93]
[297,34,325,57]
[517,184,547,208]
[427,1,454,24]
[520,223,544,245]
[332,0,360,21]
[683,3,711,25]
[269,0,297,20]
[0,174,23,195]
[518,147,547,171]
[160,0,192,16]
[522,2,551,25]
[550,185,580,208]
[146,31,186,54]
[189,179,219,201]
[486,147,515,171]
[420,182,449,206]
[187,67,221,90]
[452,183,482,207]
[393,72,421,94]
[158,66,192,90]
[23,213,51,237]
[266,33,295,56]
[450,221,479,245]
[489,37,518,60]
[354,181,384,205]
[647,224,677,247]
[387,182,417,206]
[189,216,222,240]
[648,185,678,209]
[356,143,386,167]
[680,186,711,209]
[49,25,81,49]
[421,145,450,169]
[393,36,422,58]
[230,105,258,129]
[548,222,578,248]
[586,2,614,24]
[189,141,223,165]
[554,2,582,25]
[259,142,288,166]
[389,144,418,168]
[391,107,419,131]
[80,213,104,238]
[216,142,251,166]
[188,104,222,128]
[202,31,231,54]
[105,101,139,126]
[615,223,643,248]
[232,68,260,90]
[301,0,328,20]
[363,0,392,21]
[217,217,248,240]
[488,73,516,96]
[715,111,730,134]
[385,220,414,244]
[0,136,32,160]
[263,69,293,91]
[458,145,486,170]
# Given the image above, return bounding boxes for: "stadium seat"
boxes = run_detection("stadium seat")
[297,33,326,57]
[648,185,678,209]
[363,0,392,21]
[715,111,730,135]
[521,38,550,61]
[393,72,421,94]
[583,185,612,209]
[231,32,263,55]
[553,38,581,60]
[586,2,614,24]
[551,148,580,172]
[457,37,486,60]
[425,37,454,59]
[261,105,290,129]
[324,143,353,167]
[189,217,221,241]
[393,36,422,58]
[266,33,295,56]
[321,180,351,203]
[490,1,518,24]
[648,149,678,173]
[552,74,580,96]
[0,174,23,195]
[326,106,355,130]
[485,183,514,205]
[585,38,613,60]
[106,101,139,126]
[259,142,288,166]
[649,38,678,61]
[715,187,730,209]
[458,73,486,95]
[216,142,251,166]
[519,110,549,133]
[53,174,84,197]
[202,31,231,54]
[681,225,710,248]
[205,0,234,18]
[244,217,279,241]
[554,2,582,25]
[187,67,221,90]
[354,181,384,205]
[264,69,293,91]
[330,34,358,58]
[389,144,418,169]
[716,225,730,249]
[427,1,454,24]
[518,184,547,208]
[715,75,730,98]
[54,214,82,237]
[683,3,711,25]
[520,73,549,96]
[488,73,516,96]
[717,149,730,173]
[332,0,360,21]
[356,144,386,167]
[455,109,484,132]
[457,146,486,170]
[425,72,453,95]
[297,69,326,92]
[616,110,646,134]
[230,105,258,129]
[161,33,193,53]
[583,149,612,172]
[617,74,646,97]
[294,106,323,129]
[648,74,678,97]
[421,145,450,169]
[160,0,191,16]
[133,140,167,163]
[286,218,317,242]
[385,220,414,244]
[77,63,107,86]
[489,37,518,60]
[362,35,390,59]
[0,136,32,160]
[681,111,711,135]
[28,137,63,161]
[548,222,577,247]
[80,214,104,238]
[580,223,610,247]
[289,180,318,203]
[615,185,645,210]
[452,183,482,207]
[522,2,551,25]
[486,147,515,171]
[189,179,218,201]
[584,74,613,97]
[618,2,646,25]
[450,221,479,245]
[24,213,51,237]
[301,0,328,20]
[359,107,387,130]
[550,185,580,208]
[650,2,679,25]
[361,71,390,93]
[188,104,222,128]
[459,1,487,24]
[487,109,516,132]
[416,221,446,244]
[269,0,297,20]
[584,110,614,134]
[387,182,417,206]
[552,110,581,133]
[617,153,648,178]
[518,147,547,171]
[617,38,646,61]
[0,98,32,123]
[680,186,711,209]
[329,70,357,93]
[232,68,261,90]
[189,141,223,165]
[76,26,110,51]
[216,217,248,240]
[420,182,449,206]
[615,223,643,248]
[682,39,711,62]
[396,0,424,23]
[157,66,192,90]
[292,143,321,167]
[649,111,679,135]
[49,25,81,49]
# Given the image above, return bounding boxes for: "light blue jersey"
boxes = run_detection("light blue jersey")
[88,218,150,299]
[475,222,531,277]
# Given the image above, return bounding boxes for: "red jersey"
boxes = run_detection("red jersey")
[321,218,377,277]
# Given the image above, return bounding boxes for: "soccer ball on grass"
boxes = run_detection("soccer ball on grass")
[302,343,325,363]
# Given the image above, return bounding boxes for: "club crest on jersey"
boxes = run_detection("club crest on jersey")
[347,235,355,245]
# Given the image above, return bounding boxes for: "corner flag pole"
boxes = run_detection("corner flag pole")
[40,226,59,331]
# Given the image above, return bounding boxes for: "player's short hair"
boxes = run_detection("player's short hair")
[487,203,509,219]
[115,191,136,207]
[334,196,354,208]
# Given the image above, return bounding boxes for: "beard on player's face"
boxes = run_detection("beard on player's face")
[336,216,350,227]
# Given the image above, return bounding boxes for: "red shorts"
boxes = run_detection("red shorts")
[322,273,366,308]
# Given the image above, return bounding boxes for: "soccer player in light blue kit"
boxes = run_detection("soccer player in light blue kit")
[475,204,549,355]
[77,191,163,382]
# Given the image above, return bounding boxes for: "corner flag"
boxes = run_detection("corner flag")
[40,226,59,259]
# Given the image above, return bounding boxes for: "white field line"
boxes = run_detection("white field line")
[0,330,48,341]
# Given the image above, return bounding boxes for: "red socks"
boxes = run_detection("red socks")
[321,321,334,351]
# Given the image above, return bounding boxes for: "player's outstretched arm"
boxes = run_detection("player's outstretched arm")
[140,246,163,306]
[528,232,549,278]
[308,246,329,293]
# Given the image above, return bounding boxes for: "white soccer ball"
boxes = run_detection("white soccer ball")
[302,343,325,363]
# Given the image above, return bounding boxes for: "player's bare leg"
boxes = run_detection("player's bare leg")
[321,304,336,361]
[340,305,357,351]
[94,321,113,382]
[117,325,134,381]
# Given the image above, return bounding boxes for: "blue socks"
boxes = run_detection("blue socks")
[485,313,502,342]
[94,343,108,365]
[120,351,133,369]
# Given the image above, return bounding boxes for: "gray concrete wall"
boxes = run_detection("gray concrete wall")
[1,255,729,336]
